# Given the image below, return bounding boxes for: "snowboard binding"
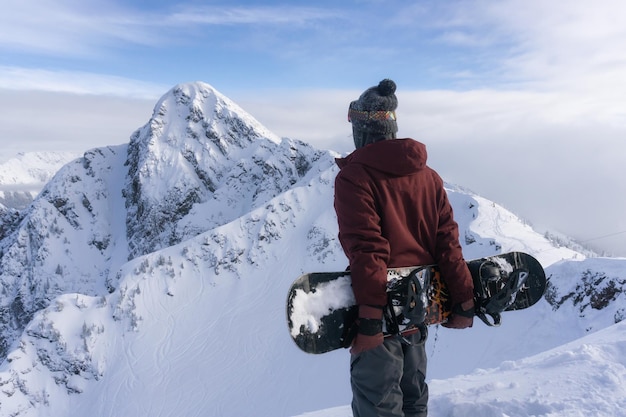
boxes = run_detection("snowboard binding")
[384,267,430,345]
[474,262,530,326]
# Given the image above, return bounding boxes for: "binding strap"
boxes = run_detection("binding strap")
[476,268,529,327]
[384,268,429,345]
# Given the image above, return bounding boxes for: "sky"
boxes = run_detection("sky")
[0,0,625,256]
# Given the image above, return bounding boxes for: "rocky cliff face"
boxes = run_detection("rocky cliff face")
[545,258,626,327]
[122,83,326,259]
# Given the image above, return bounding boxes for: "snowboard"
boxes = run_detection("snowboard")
[287,252,546,354]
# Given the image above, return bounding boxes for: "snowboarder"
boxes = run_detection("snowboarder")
[334,79,475,416]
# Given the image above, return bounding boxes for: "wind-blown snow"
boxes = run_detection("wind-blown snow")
[0,81,624,417]
[290,276,355,336]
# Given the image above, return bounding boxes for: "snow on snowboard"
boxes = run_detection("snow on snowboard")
[287,252,546,354]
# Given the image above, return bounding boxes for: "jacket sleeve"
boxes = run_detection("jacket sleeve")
[334,169,390,307]
[433,177,474,306]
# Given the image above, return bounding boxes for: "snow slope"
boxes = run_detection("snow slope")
[295,320,626,417]
[0,81,624,417]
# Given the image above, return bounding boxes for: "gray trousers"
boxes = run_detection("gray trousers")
[350,333,428,417]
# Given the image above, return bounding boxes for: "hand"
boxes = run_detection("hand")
[442,299,474,329]
[350,305,384,354]
[443,314,473,329]
[350,332,384,354]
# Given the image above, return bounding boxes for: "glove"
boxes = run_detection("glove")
[350,332,384,355]
[350,305,384,354]
[442,299,475,329]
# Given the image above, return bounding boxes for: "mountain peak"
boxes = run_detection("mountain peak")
[123,81,329,259]
[143,81,280,150]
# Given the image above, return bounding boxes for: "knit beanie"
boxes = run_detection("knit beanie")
[348,79,398,149]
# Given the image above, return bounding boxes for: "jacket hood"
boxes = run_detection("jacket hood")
[335,138,427,176]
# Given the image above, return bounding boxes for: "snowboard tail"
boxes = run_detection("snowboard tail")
[287,252,546,354]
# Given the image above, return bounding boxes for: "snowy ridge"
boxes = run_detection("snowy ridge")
[445,184,583,265]
[0,81,624,417]
[0,146,129,358]
[0,151,78,209]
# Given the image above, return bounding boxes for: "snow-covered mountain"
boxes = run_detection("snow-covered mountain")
[0,82,624,417]
[0,151,78,210]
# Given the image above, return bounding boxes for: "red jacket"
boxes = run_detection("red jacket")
[334,138,474,308]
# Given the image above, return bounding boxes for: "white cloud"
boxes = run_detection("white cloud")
[464,0,626,91]
[388,0,626,95]
[0,0,162,57]
[0,0,343,59]
[0,66,167,99]
[0,89,155,161]
[167,6,341,26]
[233,89,356,153]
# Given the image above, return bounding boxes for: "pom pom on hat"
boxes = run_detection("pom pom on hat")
[377,79,396,97]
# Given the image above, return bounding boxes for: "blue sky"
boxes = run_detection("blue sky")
[0,0,547,94]
[1,0,626,256]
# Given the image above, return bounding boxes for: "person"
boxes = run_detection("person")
[333,79,475,417]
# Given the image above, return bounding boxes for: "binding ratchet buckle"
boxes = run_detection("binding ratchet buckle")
[385,268,429,345]
[475,266,529,327]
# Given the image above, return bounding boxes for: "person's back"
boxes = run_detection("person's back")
[334,79,475,417]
